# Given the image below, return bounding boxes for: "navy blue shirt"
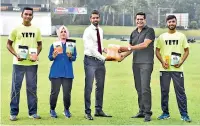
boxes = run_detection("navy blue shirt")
[48,42,77,79]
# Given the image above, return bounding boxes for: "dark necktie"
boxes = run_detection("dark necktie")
[96,28,102,54]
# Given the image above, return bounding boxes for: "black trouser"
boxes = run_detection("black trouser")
[50,78,73,110]
[84,55,106,114]
[160,71,188,116]
[132,63,153,116]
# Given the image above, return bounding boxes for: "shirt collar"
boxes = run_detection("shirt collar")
[90,24,99,30]
[135,25,148,31]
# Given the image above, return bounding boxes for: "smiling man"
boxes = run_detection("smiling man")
[118,12,155,122]
[83,10,112,120]
[7,7,42,121]
[156,15,191,122]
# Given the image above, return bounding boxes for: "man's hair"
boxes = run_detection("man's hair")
[90,10,100,17]
[166,15,177,22]
[22,7,33,14]
[135,12,146,19]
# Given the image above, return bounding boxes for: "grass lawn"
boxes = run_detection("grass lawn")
[67,25,200,37]
[1,36,200,125]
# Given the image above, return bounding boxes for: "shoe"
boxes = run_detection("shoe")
[181,115,192,122]
[94,111,112,117]
[131,113,145,118]
[157,113,170,120]
[29,114,41,119]
[63,109,71,118]
[50,110,57,118]
[85,113,93,120]
[144,115,151,122]
[10,115,17,121]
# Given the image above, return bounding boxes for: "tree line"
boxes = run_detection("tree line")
[50,0,200,29]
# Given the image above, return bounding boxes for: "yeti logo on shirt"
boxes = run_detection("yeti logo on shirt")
[21,32,35,38]
[165,40,178,45]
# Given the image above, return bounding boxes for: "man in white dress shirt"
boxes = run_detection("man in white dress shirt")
[83,10,112,120]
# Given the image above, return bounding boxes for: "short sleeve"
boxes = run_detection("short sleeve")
[156,35,161,49]
[8,28,17,42]
[129,32,133,45]
[182,34,189,49]
[36,28,42,42]
[145,28,155,41]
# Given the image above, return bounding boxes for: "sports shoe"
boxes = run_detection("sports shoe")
[63,109,71,118]
[10,115,17,121]
[181,115,191,122]
[29,114,41,119]
[157,113,170,120]
[50,110,57,118]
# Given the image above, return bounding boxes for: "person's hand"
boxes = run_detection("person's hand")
[118,46,131,53]
[118,54,125,62]
[30,54,38,62]
[105,57,115,61]
[67,52,72,58]
[53,50,58,58]
[16,55,24,61]
[162,61,169,69]
[103,48,107,53]
[30,56,38,62]
[174,61,183,68]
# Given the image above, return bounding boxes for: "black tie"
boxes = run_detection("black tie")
[96,28,102,54]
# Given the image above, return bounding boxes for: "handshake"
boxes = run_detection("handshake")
[104,44,132,62]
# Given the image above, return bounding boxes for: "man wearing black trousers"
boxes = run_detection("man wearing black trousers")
[156,15,191,122]
[83,10,112,120]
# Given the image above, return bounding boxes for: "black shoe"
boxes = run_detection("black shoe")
[94,111,112,117]
[144,115,151,122]
[131,113,145,118]
[85,114,93,120]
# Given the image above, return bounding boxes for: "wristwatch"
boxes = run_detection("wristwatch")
[128,47,132,51]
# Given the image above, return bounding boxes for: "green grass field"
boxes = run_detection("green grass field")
[1,36,200,125]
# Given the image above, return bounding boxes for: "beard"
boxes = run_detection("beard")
[92,21,99,26]
[168,25,176,30]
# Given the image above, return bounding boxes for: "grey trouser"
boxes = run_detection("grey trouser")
[132,63,153,116]
[84,55,106,114]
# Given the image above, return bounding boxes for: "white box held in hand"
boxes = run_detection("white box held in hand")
[29,48,37,61]
[66,39,76,55]
[18,45,28,59]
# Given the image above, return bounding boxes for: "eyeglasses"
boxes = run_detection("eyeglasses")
[61,31,67,33]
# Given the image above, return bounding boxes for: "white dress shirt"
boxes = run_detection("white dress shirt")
[83,24,105,61]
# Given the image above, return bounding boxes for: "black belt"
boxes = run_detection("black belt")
[85,55,100,61]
